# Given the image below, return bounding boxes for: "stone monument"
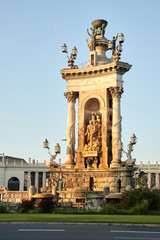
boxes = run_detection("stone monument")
[46,19,136,209]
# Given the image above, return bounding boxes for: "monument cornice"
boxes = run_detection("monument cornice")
[61,61,132,81]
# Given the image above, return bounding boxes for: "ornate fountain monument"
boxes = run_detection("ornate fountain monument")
[43,19,137,209]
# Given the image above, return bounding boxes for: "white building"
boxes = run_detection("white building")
[137,161,160,188]
[0,155,48,193]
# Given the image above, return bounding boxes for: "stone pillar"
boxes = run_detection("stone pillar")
[42,172,46,188]
[27,171,31,191]
[156,172,159,187]
[148,172,151,188]
[109,86,123,168]
[64,91,78,168]
[20,173,24,191]
[35,171,38,193]
[29,186,36,200]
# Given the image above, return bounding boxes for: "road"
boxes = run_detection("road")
[0,223,160,240]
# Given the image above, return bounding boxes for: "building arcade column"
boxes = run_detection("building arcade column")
[35,171,38,193]
[64,91,78,168]
[109,86,123,168]
[27,171,31,191]
[42,172,46,188]
[148,172,151,188]
[156,172,159,187]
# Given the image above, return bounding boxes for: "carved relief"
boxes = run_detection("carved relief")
[78,76,116,86]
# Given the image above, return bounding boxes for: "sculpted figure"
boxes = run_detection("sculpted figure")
[85,120,94,144]
[84,113,102,151]
[87,27,97,51]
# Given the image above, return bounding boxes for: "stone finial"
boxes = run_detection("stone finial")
[125,185,132,191]
[29,186,36,200]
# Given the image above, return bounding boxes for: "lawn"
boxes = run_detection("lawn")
[0,213,160,224]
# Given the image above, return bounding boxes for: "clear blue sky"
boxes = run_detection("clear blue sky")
[0,0,160,164]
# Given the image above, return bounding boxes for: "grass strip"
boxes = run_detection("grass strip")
[0,214,160,224]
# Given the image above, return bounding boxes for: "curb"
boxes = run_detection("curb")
[0,222,160,227]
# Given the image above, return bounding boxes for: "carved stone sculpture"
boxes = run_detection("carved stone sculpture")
[84,112,102,152]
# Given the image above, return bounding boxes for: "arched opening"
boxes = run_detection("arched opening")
[85,98,100,125]
[84,98,101,146]
[8,177,20,191]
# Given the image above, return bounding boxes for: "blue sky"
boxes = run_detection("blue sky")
[0,0,160,164]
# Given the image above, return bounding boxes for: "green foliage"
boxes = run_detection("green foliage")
[37,199,54,213]
[120,188,160,211]
[19,200,34,213]
[53,208,98,215]
[100,204,119,215]
[130,200,150,215]
[0,204,8,213]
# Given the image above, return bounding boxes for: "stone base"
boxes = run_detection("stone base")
[65,161,75,168]
[48,165,135,208]
[110,162,121,169]
[65,154,75,168]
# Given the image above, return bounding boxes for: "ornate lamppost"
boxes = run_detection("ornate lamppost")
[118,134,137,166]
[62,43,78,69]
[43,139,61,166]
[108,32,125,62]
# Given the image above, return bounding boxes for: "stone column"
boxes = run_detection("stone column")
[148,172,151,188]
[42,172,46,188]
[109,86,123,168]
[156,172,159,187]
[27,171,31,191]
[35,171,38,193]
[64,91,78,168]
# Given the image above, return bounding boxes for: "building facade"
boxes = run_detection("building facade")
[0,155,48,193]
[137,162,160,188]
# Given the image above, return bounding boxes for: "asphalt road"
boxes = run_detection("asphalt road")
[0,223,160,240]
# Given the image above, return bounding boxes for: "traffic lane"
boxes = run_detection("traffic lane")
[0,224,110,240]
[0,224,160,240]
[0,224,111,240]
[111,229,160,239]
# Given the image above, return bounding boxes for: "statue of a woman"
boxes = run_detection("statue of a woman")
[87,27,97,51]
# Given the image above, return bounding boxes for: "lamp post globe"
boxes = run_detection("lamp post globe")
[62,43,67,53]
[55,143,61,155]
[131,133,137,145]
[72,46,77,57]
[119,33,124,43]
[43,139,49,149]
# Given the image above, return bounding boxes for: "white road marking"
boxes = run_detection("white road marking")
[18,229,65,232]
[111,230,160,234]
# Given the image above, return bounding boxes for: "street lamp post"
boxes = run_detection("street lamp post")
[62,43,78,69]
[118,134,137,165]
[43,139,61,165]
[108,32,125,61]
